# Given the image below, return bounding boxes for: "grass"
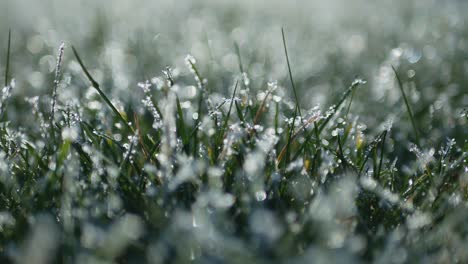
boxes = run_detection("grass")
[3,29,10,88]
[0,1,467,263]
[392,65,420,145]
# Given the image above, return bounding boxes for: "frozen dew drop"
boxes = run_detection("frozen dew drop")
[331,128,344,137]
[185,54,196,65]
[255,190,267,201]
[407,212,431,229]
[61,127,78,141]
[352,78,367,86]
[273,95,282,102]
[322,139,329,146]
[137,81,151,93]
[211,192,235,209]
[360,176,377,190]
[242,72,250,86]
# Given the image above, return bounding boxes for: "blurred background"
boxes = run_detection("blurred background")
[1,0,467,146]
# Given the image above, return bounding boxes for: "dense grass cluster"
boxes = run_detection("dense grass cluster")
[0,0,467,263]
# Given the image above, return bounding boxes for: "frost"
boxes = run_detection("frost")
[250,209,283,243]
[100,214,144,259]
[286,158,304,172]
[50,42,65,122]
[1,2,467,263]
[267,80,278,91]
[383,118,394,132]
[242,72,250,86]
[185,54,204,91]
[168,158,203,191]
[406,212,431,229]
[244,152,263,176]
[162,66,174,87]
[185,54,197,67]
[322,139,329,146]
[16,215,59,264]
[198,191,235,209]
[255,190,267,201]
[360,176,377,190]
[61,127,78,141]
[331,128,344,137]
[408,143,435,170]
[123,131,138,164]
[0,211,15,230]
[138,81,152,93]
[351,78,367,86]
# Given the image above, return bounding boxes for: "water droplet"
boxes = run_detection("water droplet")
[255,190,267,201]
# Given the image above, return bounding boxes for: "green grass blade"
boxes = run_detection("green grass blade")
[216,81,238,156]
[376,130,387,180]
[280,79,363,165]
[358,131,385,177]
[337,135,348,170]
[49,43,65,145]
[0,29,12,122]
[72,46,132,131]
[391,66,420,145]
[280,27,303,167]
[318,79,365,134]
[345,87,356,118]
[4,29,11,87]
[176,95,189,153]
[281,27,302,118]
[234,42,244,74]
[235,100,245,125]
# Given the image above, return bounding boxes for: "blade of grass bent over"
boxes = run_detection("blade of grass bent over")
[72,46,132,131]
[318,79,365,134]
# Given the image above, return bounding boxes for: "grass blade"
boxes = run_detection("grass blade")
[276,79,364,164]
[281,27,302,118]
[391,65,419,145]
[72,46,132,131]
[176,95,189,153]
[376,130,387,180]
[281,27,302,167]
[234,42,244,74]
[49,43,65,144]
[318,79,365,134]
[358,131,385,177]
[4,29,11,87]
[345,87,356,118]
[235,100,245,125]
[0,29,12,121]
[216,81,238,158]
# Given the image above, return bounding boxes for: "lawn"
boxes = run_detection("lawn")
[0,0,467,263]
